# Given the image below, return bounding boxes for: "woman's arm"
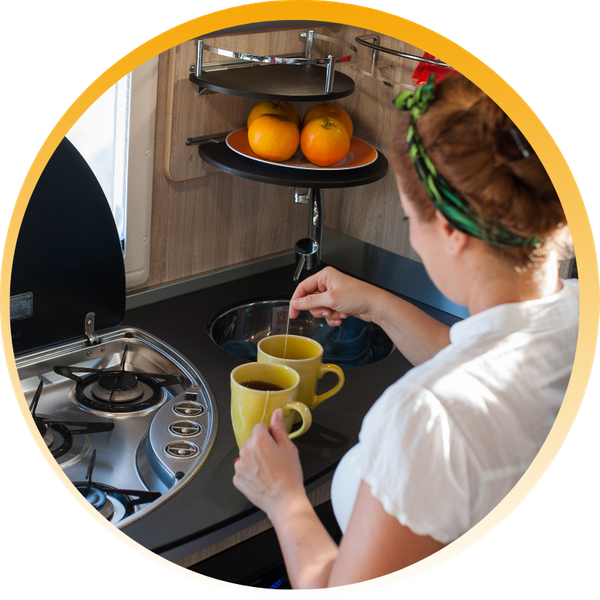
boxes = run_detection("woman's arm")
[328,480,445,586]
[233,409,445,588]
[232,409,338,588]
[290,267,450,366]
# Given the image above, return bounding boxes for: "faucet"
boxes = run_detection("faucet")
[293,238,319,282]
[293,188,323,281]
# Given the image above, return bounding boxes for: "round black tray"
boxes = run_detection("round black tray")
[198,141,389,188]
[189,64,355,101]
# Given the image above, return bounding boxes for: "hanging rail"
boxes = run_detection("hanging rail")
[355,34,451,68]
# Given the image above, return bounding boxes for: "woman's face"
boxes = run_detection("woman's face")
[396,175,460,302]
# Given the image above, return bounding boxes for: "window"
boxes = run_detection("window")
[67,56,158,288]
[68,74,130,245]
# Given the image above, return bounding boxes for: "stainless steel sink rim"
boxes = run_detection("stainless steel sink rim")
[208,298,395,367]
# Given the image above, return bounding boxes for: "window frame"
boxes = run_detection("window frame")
[124,55,158,289]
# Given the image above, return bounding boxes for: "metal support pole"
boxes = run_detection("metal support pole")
[310,189,323,262]
[305,29,315,60]
[195,39,204,78]
[325,55,336,93]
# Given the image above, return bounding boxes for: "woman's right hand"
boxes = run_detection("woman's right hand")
[289,267,378,326]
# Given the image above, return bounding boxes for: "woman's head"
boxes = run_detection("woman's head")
[391,75,570,267]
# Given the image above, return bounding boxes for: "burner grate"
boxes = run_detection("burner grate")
[29,380,114,458]
[54,345,185,413]
[74,450,161,523]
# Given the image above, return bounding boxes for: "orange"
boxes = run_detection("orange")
[300,116,350,167]
[301,104,353,139]
[248,114,300,162]
[247,100,301,129]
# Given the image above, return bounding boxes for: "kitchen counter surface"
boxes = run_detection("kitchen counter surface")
[120,261,460,564]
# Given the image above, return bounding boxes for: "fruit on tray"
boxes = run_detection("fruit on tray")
[301,103,353,139]
[244,101,354,166]
[248,114,300,162]
[247,100,301,129]
[300,116,351,167]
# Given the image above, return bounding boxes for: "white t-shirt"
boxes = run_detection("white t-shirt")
[331,280,579,543]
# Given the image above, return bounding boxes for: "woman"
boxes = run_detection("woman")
[232,75,578,588]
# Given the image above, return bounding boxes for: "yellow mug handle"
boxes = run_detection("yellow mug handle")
[313,364,345,409]
[284,401,312,439]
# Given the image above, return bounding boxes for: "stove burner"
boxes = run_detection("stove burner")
[92,372,144,402]
[38,420,74,457]
[81,485,115,521]
[54,345,185,413]
[29,380,114,459]
[75,450,161,523]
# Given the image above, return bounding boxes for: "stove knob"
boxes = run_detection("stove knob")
[173,400,205,417]
[164,441,200,458]
[168,420,202,437]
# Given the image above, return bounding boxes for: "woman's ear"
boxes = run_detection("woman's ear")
[435,210,469,255]
[448,227,469,256]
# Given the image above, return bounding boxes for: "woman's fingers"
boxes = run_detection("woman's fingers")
[232,410,304,515]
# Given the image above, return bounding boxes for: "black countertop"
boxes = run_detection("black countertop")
[120,262,459,564]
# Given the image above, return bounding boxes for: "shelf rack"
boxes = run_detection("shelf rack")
[186,29,388,188]
[185,27,391,272]
[189,30,358,99]
[194,135,389,189]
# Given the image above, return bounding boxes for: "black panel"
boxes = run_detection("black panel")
[189,500,342,587]
[190,64,355,101]
[198,141,389,188]
[10,137,125,355]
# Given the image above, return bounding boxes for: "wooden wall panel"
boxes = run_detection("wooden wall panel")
[319,25,427,263]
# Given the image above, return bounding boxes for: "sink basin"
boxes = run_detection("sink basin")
[208,299,394,369]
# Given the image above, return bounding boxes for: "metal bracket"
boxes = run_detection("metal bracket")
[294,188,310,204]
[185,133,229,147]
[84,312,100,346]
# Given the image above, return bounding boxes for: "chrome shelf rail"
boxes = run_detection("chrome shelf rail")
[194,30,358,95]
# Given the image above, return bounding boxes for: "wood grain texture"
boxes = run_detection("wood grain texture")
[317,24,426,261]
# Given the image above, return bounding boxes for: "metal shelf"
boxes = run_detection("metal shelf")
[189,64,355,101]
[190,30,357,99]
[196,138,389,189]
[186,29,391,187]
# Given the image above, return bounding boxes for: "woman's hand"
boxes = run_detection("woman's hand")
[233,408,305,519]
[289,267,379,326]
[291,266,451,366]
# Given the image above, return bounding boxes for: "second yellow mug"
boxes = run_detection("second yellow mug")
[257,334,345,411]
[230,362,312,449]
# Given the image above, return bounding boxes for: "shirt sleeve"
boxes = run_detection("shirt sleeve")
[347,381,476,544]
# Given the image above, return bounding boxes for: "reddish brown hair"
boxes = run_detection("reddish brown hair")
[390,75,569,265]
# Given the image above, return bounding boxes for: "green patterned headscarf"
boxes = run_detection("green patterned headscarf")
[394,75,539,249]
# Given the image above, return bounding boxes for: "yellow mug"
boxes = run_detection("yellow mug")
[230,362,312,449]
[257,334,345,412]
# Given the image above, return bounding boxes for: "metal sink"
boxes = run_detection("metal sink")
[208,299,394,369]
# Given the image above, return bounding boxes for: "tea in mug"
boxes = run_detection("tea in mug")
[257,334,345,411]
[240,380,284,391]
[230,362,311,449]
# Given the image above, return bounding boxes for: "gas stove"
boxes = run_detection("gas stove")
[10,137,220,532]
[16,326,217,528]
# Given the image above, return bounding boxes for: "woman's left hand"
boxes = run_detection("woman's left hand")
[233,408,305,518]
